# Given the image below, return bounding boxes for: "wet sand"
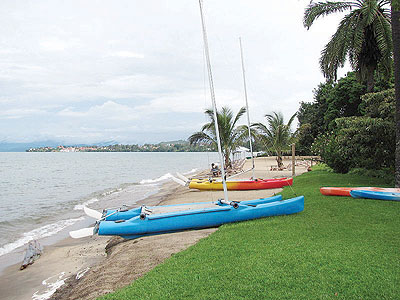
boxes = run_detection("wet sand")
[0,157,310,300]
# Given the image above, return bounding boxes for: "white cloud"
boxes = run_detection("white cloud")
[108,51,144,58]
[0,108,46,119]
[0,0,349,143]
[58,101,139,121]
[39,37,80,51]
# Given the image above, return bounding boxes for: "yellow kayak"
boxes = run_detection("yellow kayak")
[188,178,293,191]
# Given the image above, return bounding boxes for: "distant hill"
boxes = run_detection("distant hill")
[0,141,59,152]
[26,140,212,152]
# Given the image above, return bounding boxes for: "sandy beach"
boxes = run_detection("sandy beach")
[0,157,310,300]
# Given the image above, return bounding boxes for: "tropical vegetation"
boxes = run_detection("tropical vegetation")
[391,0,400,187]
[302,0,400,186]
[252,112,297,168]
[297,72,395,178]
[188,106,248,167]
[304,0,393,92]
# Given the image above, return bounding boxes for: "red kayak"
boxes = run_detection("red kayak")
[320,187,400,197]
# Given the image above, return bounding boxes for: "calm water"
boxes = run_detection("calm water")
[0,152,218,258]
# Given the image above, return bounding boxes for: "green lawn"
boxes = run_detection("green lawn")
[100,171,400,299]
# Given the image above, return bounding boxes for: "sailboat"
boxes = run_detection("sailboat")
[69,0,304,240]
[178,38,293,191]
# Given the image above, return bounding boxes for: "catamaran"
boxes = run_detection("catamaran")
[69,0,304,240]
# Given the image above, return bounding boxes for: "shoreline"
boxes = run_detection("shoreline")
[0,157,310,300]
[0,180,181,300]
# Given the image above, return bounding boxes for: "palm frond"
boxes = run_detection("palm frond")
[304,1,354,29]
[188,131,215,146]
[304,0,392,89]
[286,112,298,128]
[320,10,361,81]
[373,11,393,58]
[232,106,246,129]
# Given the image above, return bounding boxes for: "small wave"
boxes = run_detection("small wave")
[140,173,175,185]
[32,272,67,300]
[0,217,84,257]
[101,187,122,197]
[74,197,99,210]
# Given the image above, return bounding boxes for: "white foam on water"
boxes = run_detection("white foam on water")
[101,187,122,197]
[140,173,175,184]
[74,197,99,210]
[0,217,84,257]
[32,272,67,300]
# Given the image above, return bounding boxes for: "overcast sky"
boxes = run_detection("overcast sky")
[0,0,349,144]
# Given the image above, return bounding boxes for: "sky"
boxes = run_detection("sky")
[0,0,350,145]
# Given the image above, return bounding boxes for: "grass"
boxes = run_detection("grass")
[99,171,400,300]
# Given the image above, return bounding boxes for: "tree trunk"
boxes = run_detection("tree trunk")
[366,64,376,93]
[392,2,400,187]
[276,155,283,169]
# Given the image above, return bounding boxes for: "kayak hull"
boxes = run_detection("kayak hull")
[320,187,400,197]
[97,195,304,239]
[103,195,283,221]
[188,178,293,191]
[350,190,400,201]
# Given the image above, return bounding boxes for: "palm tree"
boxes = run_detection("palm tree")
[252,112,297,168]
[189,106,248,167]
[304,0,392,92]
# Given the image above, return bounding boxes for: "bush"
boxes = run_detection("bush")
[311,88,395,173]
[312,116,394,173]
[311,163,334,172]
[359,88,395,120]
[348,168,395,185]
[311,132,350,173]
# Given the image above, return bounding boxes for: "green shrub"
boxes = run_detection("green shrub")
[311,132,350,173]
[348,167,395,185]
[310,163,334,172]
[311,89,395,173]
[359,88,395,119]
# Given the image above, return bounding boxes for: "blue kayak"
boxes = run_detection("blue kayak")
[102,194,284,221]
[95,195,304,239]
[350,190,400,201]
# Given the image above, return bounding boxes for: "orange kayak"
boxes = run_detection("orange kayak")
[320,187,400,197]
[189,177,293,191]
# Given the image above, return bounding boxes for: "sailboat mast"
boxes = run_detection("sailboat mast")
[198,0,229,201]
[239,37,255,179]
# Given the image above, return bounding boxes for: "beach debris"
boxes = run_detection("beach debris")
[76,267,90,280]
[32,272,67,300]
[20,240,43,270]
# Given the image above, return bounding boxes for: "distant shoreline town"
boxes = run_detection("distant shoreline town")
[26,140,212,153]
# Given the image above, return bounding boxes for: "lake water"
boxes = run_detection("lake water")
[0,152,218,260]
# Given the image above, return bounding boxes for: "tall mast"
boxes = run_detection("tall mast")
[239,37,255,179]
[198,0,229,201]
